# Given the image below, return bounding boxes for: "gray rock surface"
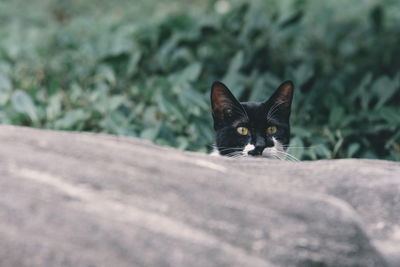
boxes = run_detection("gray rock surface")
[0,125,399,267]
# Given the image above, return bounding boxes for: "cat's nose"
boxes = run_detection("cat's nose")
[248,146,265,156]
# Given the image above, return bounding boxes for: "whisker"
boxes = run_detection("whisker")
[217,147,243,152]
[239,103,249,120]
[267,154,280,160]
[266,100,286,122]
[275,149,293,157]
[230,104,249,120]
[267,101,281,114]
[208,144,243,151]
[225,151,245,158]
[269,153,285,161]
[275,151,299,162]
[267,102,286,122]
[283,145,316,150]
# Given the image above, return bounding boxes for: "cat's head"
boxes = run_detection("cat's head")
[210,81,294,158]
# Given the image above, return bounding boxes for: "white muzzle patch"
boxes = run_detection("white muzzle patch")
[262,137,284,159]
[243,144,255,155]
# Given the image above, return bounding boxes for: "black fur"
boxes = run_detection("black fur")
[211,81,294,156]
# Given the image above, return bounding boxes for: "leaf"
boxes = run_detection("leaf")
[109,34,132,56]
[96,65,116,86]
[372,75,398,109]
[0,73,12,105]
[291,126,311,138]
[347,143,360,157]
[178,85,208,112]
[315,145,332,159]
[329,106,345,127]
[380,107,400,124]
[54,110,88,129]
[0,111,11,124]
[158,37,178,70]
[127,51,142,76]
[223,51,245,97]
[292,63,314,88]
[140,123,161,141]
[181,62,202,82]
[385,131,400,149]
[100,110,133,136]
[142,106,158,125]
[155,93,184,122]
[228,51,243,74]
[248,76,265,101]
[109,96,126,111]
[46,93,63,121]
[176,136,189,150]
[0,73,12,90]
[11,90,38,122]
[353,73,373,111]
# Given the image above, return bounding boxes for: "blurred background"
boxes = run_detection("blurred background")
[0,0,399,161]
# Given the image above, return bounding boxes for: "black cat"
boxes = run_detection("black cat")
[210,81,294,158]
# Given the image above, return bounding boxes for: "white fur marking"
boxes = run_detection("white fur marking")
[262,137,284,159]
[243,144,255,155]
[210,148,220,156]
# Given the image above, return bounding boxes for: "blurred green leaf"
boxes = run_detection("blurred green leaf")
[182,62,202,82]
[0,74,12,105]
[223,51,245,97]
[11,90,38,122]
[54,110,88,129]
[292,64,314,88]
[0,73,12,90]
[140,123,161,141]
[46,93,63,121]
[373,75,399,109]
[347,143,360,157]
[329,106,345,128]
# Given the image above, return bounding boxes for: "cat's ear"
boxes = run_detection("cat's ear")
[265,80,294,117]
[211,81,246,129]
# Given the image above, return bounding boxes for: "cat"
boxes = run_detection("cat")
[210,80,294,159]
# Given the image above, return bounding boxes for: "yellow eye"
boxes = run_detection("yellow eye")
[266,126,277,135]
[236,127,249,135]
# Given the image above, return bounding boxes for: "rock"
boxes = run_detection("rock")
[0,125,398,267]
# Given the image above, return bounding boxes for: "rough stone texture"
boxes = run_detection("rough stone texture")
[0,125,399,267]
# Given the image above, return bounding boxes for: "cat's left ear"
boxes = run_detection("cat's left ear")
[265,80,294,117]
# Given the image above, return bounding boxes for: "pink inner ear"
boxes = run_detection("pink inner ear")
[211,86,226,112]
[211,83,233,115]
[275,81,294,107]
[211,81,245,121]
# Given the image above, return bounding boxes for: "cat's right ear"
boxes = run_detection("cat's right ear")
[211,81,245,129]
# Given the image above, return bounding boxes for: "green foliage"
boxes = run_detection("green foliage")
[0,0,399,160]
